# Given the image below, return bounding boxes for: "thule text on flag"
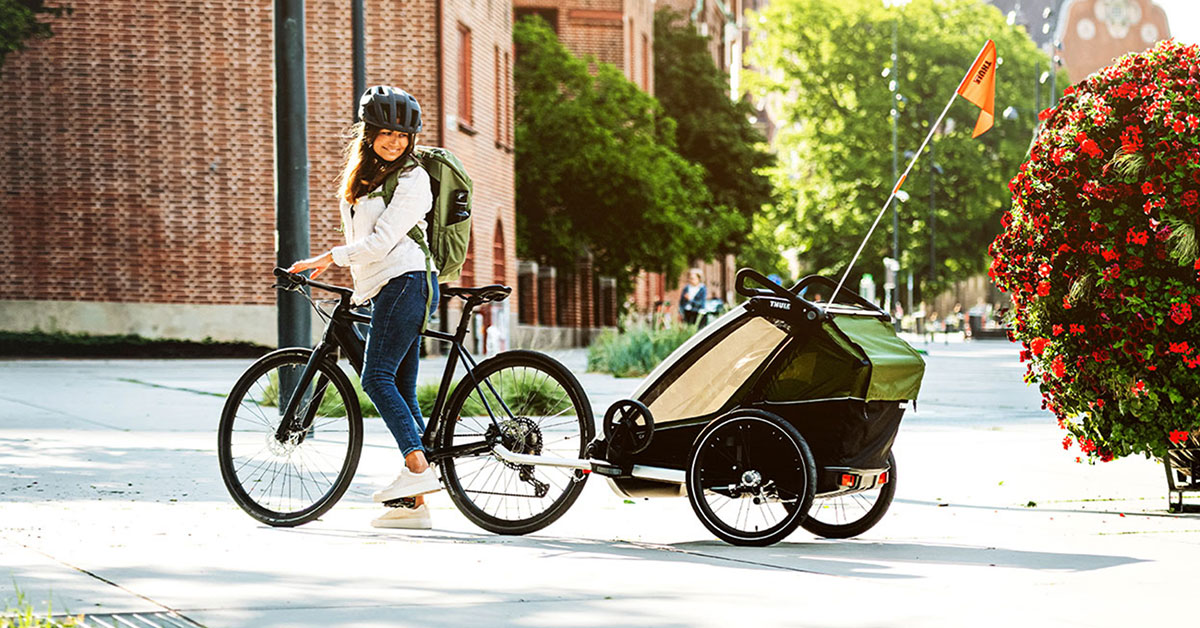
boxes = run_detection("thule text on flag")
[957,40,997,138]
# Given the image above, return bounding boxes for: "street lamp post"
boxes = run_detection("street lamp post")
[883,0,909,320]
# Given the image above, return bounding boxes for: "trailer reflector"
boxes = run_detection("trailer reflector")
[840,474,856,487]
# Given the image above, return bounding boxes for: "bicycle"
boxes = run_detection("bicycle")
[217,268,595,534]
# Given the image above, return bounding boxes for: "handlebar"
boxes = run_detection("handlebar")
[273,267,354,298]
[735,268,824,321]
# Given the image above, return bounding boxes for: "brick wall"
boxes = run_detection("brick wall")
[0,0,515,345]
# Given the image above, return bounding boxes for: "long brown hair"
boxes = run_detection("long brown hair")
[338,122,417,205]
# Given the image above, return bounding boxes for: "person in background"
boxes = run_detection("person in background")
[678,269,708,325]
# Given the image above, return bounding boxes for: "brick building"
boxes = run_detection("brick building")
[987,0,1171,85]
[0,1,516,348]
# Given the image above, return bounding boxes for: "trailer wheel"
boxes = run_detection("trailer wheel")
[802,451,897,539]
[686,410,816,546]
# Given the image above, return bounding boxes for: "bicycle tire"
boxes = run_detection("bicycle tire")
[218,348,363,527]
[435,350,594,535]
[802,451,896,539]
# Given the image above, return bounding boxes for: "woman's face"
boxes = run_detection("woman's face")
[689,273,701,285]
[372,129,410,162]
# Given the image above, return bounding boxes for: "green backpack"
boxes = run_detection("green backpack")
[376,145,473,330]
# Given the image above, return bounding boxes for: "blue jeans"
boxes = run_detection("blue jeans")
[361,271,439,457]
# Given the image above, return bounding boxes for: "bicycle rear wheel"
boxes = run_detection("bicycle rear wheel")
[218,348,363,526]
[435,350,594,535]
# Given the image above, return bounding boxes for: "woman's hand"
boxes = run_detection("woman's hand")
[287,251,335,279]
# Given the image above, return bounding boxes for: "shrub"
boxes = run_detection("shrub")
[989,40,1200,461]
[587,324,696,377]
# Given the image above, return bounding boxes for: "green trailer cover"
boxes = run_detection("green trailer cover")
[832,316,925,401]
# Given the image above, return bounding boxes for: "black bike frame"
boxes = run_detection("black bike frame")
[273,273,516,462]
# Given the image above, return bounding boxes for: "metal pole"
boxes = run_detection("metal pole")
[929,124,936,286]
[275,0,312,349]
[352,0,366,121]
[890,18,900,318]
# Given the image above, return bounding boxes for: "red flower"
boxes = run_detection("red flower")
[1169,302,1193,325]
[1126,229,1149,245]
[1053,324,1065,336]
[1131,380,1146,396]
[1141,181,1155,194]
[1052,355,1066,378]
[1062,436,1072,450]
[1102,264,1121,281]
[1170,430,1190,446]
[1031,337,1051,356]
[1168,341,1192,354]
[1173,119,1187,133]
[1183,190,1198,207]
[1080,138,1102,158]
[1038,263,1052,277]
[1037,281,1051,297]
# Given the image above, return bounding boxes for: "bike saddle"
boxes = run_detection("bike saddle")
[443,284,511,303]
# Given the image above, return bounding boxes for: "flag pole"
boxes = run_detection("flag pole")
[828,41,993,309]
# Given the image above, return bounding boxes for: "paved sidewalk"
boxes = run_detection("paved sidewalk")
[2,340,1198,627]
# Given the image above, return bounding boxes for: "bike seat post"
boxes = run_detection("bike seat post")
[452,296,483,345]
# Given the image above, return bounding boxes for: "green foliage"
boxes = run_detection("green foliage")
[0,0,69,69]
[513,16,711,281]
[588,324,696,377]
[0,330,269,358]
[418,370,574,417]
[259,371,377,418]
[2,585,80,627]
[745,0,1057,299]
[653,9,777,261]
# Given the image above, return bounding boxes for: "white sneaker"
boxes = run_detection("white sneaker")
[372,468,442,502]
[371,504,432,529]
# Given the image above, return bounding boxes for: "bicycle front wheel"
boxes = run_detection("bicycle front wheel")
[436,350,594,535]
[218,348,363,527]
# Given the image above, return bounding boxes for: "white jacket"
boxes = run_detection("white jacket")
[331,164,433,305]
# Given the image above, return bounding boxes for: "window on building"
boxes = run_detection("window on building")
[494,45,502,144]
[493,220,507,284]
[504,50,513,146]
[458,23,473,128]
[514,7,558,32]
[461,228,476,287]
[628,18,634,78]
[642,34,649,91]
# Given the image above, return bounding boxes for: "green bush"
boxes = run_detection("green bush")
[2,586,80,627]
[588,324,696,377]
[260,371,378,418]
[261,369,572,421]
[0,330,269,358]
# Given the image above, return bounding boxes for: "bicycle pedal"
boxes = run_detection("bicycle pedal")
[382,497,418,509]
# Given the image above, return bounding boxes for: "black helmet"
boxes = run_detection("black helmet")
[358,85,422,133]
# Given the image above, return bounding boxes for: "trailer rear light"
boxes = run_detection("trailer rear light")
[878,471,889,485]
[840,474,856,487]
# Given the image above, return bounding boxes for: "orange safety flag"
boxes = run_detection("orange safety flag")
[957,40,997,138]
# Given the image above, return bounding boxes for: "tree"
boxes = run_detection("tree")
[653,9,777,267]
[0,0,69,70]
[745,0,1053,300]
[514,17,711,282]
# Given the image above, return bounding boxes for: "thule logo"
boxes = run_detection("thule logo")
[768,301,791,310]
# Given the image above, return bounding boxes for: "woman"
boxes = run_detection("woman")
[678,269,707,326]
[288,86,439,530]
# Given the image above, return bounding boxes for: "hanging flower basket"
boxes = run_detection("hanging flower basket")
[989,40,1200,467]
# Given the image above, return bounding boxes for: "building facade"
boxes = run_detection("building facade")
[987,0,1171,87]
[0,1,516,348]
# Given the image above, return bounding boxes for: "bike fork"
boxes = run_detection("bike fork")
[273,342,337,443]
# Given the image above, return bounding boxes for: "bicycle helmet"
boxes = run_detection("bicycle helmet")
[358,85,422,133]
